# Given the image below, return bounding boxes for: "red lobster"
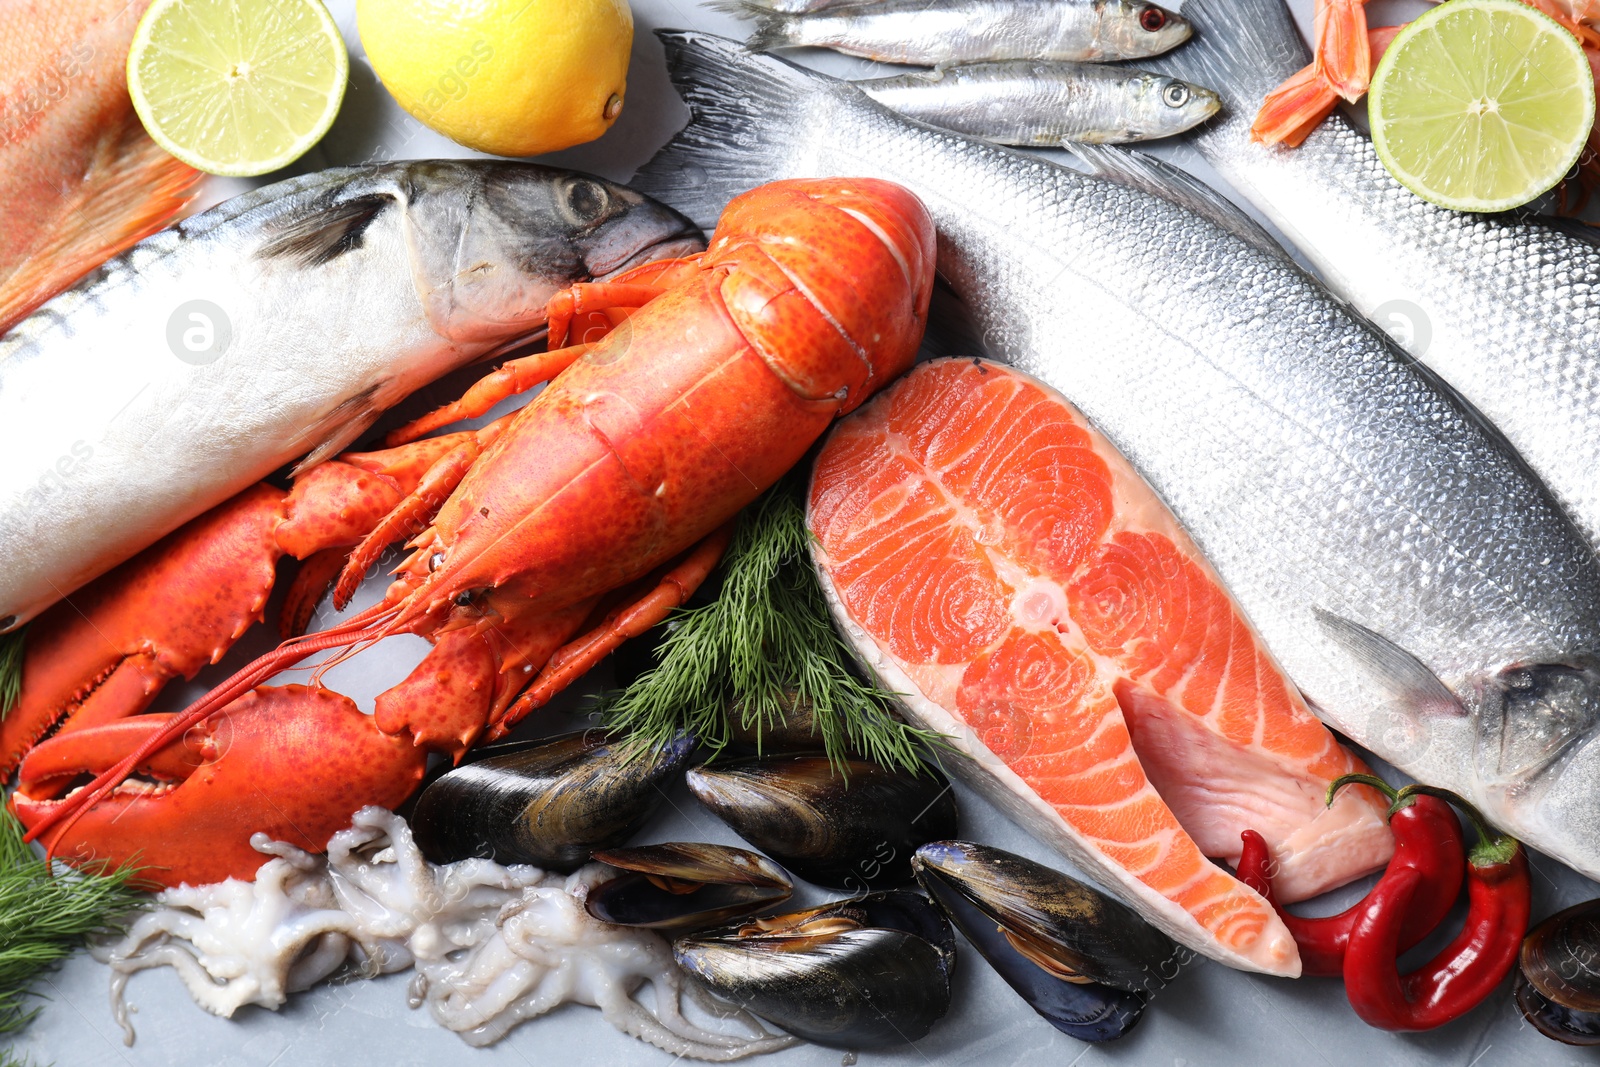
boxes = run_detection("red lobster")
[3,178,935,887]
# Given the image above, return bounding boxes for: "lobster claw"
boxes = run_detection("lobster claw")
[0,484,288,779]
[14,685,428,888]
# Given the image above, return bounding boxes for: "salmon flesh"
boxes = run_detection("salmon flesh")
[809,359,1395,976]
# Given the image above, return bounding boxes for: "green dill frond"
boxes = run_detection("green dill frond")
[0,806,146,1036]
[603,476,945,774]
[0,628,22,719]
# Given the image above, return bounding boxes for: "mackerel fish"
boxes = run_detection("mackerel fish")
[0,161,701,629]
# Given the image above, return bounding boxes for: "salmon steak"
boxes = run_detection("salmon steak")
[808,358,1394,975]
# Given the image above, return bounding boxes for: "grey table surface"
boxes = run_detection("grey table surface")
[14,0,1600,1064]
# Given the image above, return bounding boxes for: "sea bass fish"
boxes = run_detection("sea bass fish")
[635,33,1600,884]
[714,0,1191,66]
[0,161,701,631]
[810,358,1395,975]
[0,0,199,334]
[1146,0,1600,559]
[856,62,1220,145]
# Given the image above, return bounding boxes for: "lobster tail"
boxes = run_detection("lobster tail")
[708,179,935,414]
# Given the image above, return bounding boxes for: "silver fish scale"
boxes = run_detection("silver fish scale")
[640,34,1600,876]
[1155,0,1600,558]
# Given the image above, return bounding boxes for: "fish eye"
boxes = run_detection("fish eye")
[1163,82,1190,108]
[1139,5,1168,31]
[455,587,487,607]
[564,179,609,225]
[428,552,446,572]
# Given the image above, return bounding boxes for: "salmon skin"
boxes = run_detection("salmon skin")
[0,0,199,334]
[810,359,1393,976]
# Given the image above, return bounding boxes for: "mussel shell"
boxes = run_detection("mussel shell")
[918,847,1146,1041]
[410,731,692,871]
[1516,970,1600,1046]
[585,843,793,932]
[723,690,831,755]
[913,841,1181,995]
[674,891,954,1049]
[686,755,959,889]
[1521,897,1600,1013]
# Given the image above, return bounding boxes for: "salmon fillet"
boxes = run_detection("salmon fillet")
[0,0,199,335]
[809,358,1394,976]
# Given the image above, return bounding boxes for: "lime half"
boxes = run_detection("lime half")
[1369,0,1595,212]
[128,0,349,178]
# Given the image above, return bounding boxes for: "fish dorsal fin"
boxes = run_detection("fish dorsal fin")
[1068,144,1294,266]
[1313,607,1466,718]
[258,193,394,268]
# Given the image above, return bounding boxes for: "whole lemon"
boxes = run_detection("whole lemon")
[358,0,632,157]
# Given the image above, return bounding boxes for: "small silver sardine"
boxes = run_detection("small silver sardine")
[637,33,1600,908]
[0,161,702,631]
[1149,0,1600,560]
[856,61,1220,145]
[713,0,1191,66]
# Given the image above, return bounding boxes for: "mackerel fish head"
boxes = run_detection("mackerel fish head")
[392,161,704,346]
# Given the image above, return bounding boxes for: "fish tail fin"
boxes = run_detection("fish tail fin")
[0,115,199,335]
[635,31,832,227]
[703,1,801,51]
[1143,0,1309,118]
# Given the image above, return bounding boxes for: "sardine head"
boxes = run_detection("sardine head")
[1117,74,1223,142]
[1105,1,1192,60]
[402,161,703,346]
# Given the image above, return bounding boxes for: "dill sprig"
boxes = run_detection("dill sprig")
[0,806,146,1036]
[0,628,22,718]
[603,477,944,773]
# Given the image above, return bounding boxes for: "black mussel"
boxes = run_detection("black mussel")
[1517,971,1600,1045]
[723,690,830,755]
[584,843,793,932]
[1517,897,1600,1044]
[686,755,958,889]
[410,731,692,870]
[913,841,1184,1041]
[674,891,955,1049]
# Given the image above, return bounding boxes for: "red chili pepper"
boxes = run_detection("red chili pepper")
[1236,773,1465,976]
[1341,786,1531,1031]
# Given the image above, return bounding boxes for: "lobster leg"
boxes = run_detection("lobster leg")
[547,282,671,348]
[331,416,524,609]
[333,439,487,609]
[489,522,734,739]
[385,345,594,447]
[280,547,351,639]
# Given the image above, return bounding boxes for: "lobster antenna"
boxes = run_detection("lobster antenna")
[25,600,401,848]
